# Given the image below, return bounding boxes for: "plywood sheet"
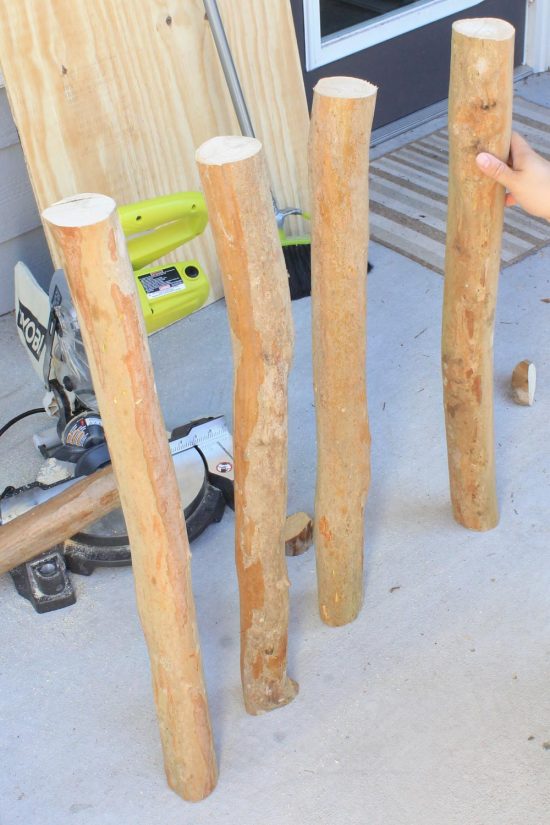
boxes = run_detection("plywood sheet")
[219,0,310,237]
[0,0,309,303]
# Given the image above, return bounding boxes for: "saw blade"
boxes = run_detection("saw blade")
[1,416,232,526]
[73,444,207,545]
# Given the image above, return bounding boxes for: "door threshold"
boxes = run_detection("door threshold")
[371,64,534,147]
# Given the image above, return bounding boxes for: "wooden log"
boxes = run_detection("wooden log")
[442,18,515,531]
[0,466,118,577]
[196,136,298,715]
[284,512,313,557]
[42,194,217,802]
[511,360,536,406]
[309,77,377,627]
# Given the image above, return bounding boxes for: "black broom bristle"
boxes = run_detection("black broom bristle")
[283,243,312,300]
[283,242,373,301]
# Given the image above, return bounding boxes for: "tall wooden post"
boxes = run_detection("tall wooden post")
[309,77,377,627]
[43,195,217,802]
[442,19,514,530]
[196,137,298,714]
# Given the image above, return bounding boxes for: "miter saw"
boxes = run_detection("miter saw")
[1,192,234,613]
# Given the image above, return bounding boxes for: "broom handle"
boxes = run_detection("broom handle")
[202,0,299,225]
[202,0,256,138]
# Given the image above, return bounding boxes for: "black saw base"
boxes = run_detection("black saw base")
[8,417,234,613]
[10,479,227,613]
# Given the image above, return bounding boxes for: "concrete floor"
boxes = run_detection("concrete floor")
[2,78,550,825]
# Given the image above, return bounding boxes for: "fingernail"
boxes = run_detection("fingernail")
[477,153,491,169]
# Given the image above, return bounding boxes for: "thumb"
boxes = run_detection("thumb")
[476,152,516,188]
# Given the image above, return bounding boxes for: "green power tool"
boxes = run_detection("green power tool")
[119,191,210,333]
[14,189,212,441]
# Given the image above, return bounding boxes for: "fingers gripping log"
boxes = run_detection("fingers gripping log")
[42,195,217,802]
[309,77,377,627]
[442,19,514,531]
[196,137,298,715]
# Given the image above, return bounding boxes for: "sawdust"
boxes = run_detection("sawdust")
[36,458,72,485]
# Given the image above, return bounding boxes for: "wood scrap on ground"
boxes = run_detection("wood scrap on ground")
[511,360,536,406]
[284,512,313,557]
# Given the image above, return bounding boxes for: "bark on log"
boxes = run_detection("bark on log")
[511,360,536,406]
[0,466,118,576]
[309,77,377,626]
[196,137,298,715]
[42,194,217,802]
[442,18,514,531]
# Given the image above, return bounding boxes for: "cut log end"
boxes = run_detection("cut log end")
[452,503,499,533]
[244,676,299,716]
[319,591,363,627]
[166,762,218,804]
[452,18,515,41]
[195,135,262,166]
[42,193,116,227]
[511,360,536,406]
[284,512,313,557]
[313,75,377,99]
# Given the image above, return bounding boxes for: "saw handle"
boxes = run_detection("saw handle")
[118,191,208,270]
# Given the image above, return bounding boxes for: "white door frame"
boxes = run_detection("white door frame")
[303,0,483,70]
[525,0,550,72]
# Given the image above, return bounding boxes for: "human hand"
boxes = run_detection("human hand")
[476,132,550,221]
